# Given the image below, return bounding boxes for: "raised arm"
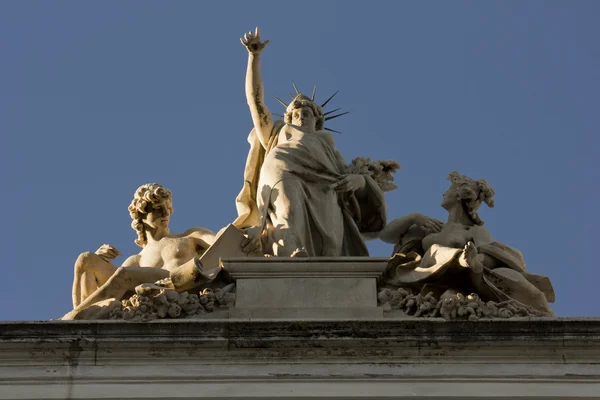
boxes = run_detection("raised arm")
[380,213,444,244]
[240,27,273,147]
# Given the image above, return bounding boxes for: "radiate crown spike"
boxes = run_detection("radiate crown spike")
[292,83,300,95]
[273,95,288,108]
[311,85,317,101]
[324,108,342,116]
[324,111,350,121]
[321,90,339,108]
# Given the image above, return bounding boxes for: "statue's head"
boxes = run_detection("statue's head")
[441,171,495,225]
[128,183,174,247]
[284,94,324,131]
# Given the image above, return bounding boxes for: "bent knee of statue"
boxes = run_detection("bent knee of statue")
[74,251,100,273]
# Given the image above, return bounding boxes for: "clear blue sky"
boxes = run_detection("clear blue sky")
[1,1,598,320]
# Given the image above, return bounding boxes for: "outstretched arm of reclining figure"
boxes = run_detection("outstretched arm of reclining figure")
[72,266,170,313]
[380,213,444,244]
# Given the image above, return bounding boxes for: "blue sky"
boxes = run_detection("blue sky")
[0,1,598,320]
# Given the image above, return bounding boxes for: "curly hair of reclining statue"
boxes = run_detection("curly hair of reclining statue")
[128,183,174,247]
[447,171,495,226]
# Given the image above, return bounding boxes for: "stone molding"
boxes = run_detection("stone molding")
[1,319,600,398]
[223,257,389,278]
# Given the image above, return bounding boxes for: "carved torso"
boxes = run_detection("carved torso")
[422,223,493,252]
[137,234,205,272]
[276,124,335,148]
[259,124,343,190]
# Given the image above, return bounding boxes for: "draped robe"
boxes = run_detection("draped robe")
[234,121,386,256]
[383,240,555,315]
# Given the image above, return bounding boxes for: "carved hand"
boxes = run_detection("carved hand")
[240,27,269,54]
[95,244,121,263]
[413,214,444,234]
[329,174,366,193]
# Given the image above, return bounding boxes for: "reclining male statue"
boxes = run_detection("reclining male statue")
[62,183,219,320]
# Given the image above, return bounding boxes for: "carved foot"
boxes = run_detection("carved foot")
[460,241,484,274]
[61,298,121,321]
[290,248,309,257]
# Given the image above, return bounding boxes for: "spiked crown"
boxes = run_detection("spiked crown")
[273,84,349,133]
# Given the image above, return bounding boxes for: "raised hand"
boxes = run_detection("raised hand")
[95,244,121,263]
[329,174,366,193]
[240,27,269,54]
[420,218,445,235]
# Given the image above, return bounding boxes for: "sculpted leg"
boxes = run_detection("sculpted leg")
[458,242,484,273]
[265,181,309,256]
[459,244,553,315]
[458,242,506,302]
[487,268,554,315]
[265,179,344,257]
[72,266,170,314]
[72,252,117,308]
[62,299,122,321]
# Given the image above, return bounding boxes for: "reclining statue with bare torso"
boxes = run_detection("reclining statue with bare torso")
[63,183,217,320]
[379,171,555,316]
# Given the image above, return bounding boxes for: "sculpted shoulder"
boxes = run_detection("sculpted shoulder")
[121,254,141,267]
[180,227,217,249]
[279,124,336,149]
[315,129,335,148]
[470,225,493,246]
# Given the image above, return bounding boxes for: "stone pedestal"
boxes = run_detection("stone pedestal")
[223,257,388,319]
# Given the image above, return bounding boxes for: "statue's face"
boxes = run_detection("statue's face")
[291,106,317,131]
[142,200,171,230]
[441,185,459,210]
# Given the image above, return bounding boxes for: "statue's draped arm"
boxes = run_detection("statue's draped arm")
[380,214,422,244]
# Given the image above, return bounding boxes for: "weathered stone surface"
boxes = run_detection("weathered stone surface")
[1,319,599,398]
[225,257,387,319]
[235,277,376,308]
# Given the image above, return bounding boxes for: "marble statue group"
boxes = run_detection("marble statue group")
[61,28,555,321]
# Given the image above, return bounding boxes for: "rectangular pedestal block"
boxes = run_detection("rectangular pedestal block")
[223,257,388,319]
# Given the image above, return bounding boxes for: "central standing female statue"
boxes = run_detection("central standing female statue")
[235,28,386,257]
